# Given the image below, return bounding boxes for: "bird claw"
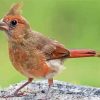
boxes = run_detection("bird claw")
[13,91,27,97]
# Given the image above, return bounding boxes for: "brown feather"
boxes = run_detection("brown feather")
[50,45,70,60]
[6,3,22,16]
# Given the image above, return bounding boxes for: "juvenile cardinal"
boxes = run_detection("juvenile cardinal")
[0,3,99,96]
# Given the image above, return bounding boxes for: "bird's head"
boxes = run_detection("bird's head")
[0,3,31,42]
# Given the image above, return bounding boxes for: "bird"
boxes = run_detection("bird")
[0,3,99,96]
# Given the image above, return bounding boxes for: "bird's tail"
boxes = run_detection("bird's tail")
[68,49,99,58]
[95,51,100,57]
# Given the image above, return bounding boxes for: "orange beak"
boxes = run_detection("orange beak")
[0,21,9,31]
[69,49,96,58]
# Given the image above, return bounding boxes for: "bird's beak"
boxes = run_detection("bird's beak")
[69,49,96,58]
[0,21,9,31]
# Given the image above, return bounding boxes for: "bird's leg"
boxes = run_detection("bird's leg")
[14,78,33,96]
[44,78,53,99]
[48,78,53,94]
[48,78,53,88]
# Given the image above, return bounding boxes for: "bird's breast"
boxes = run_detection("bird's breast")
[8,45,54,78]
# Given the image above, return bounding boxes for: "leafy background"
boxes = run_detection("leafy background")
[0,0,100,87]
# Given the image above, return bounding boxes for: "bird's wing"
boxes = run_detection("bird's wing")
[42,41,70,60]
[51,44,70,59]
[31,31,70,60]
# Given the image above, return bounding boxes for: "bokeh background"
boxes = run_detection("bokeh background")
[0,0,100,88]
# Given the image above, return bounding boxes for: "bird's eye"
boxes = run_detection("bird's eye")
[10,20,17,27]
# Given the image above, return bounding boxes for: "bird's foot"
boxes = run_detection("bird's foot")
[1,91,25,98]
[1,92,26,98]
[43,84,53,100]
[13,91,27,97]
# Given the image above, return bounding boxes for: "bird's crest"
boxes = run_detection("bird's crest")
[6,3,22,16]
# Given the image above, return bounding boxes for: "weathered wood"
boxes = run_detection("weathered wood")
[0,80,100,100]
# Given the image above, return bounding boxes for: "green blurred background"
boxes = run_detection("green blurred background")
[0,0,100,88]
